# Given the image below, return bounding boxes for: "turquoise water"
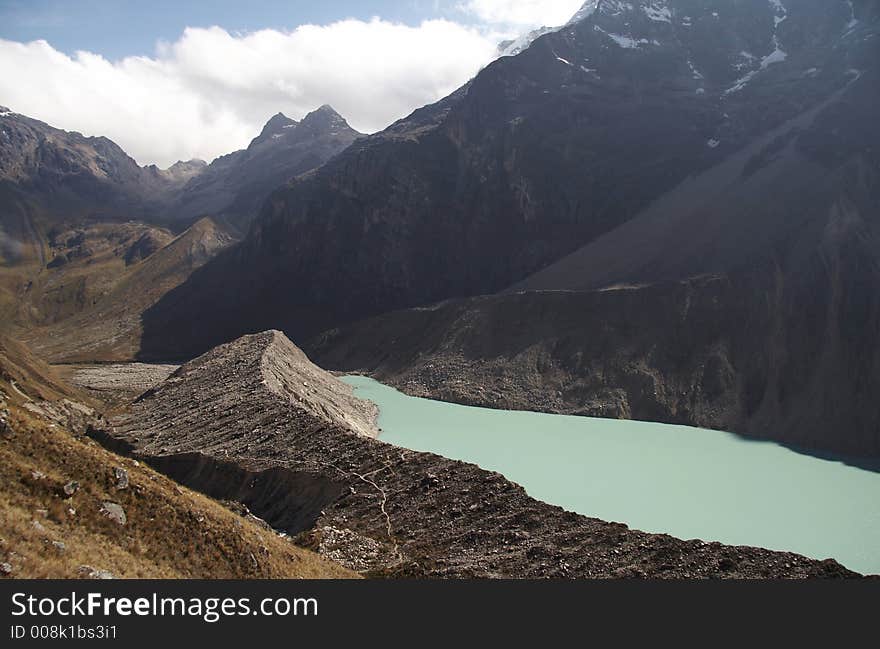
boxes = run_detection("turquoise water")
[343,375,880,575]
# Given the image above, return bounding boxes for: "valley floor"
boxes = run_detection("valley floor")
[56,363,179,408]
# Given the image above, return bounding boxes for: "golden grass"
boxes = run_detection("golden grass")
[0,406,357,579]
[0,334,357,580]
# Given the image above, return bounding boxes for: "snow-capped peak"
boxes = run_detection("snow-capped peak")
[568,1,601,25]
[498,26,556,57]
[496,0,602,58]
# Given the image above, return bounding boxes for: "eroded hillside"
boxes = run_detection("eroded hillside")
[99,330,859,578]
[0,335,356,579]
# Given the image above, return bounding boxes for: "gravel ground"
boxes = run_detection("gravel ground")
[62,363,179,404]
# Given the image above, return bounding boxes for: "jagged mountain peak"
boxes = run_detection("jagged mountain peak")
[567,0,675,24]
[300,104,352,133]
[308,104,341,117]
[250,105,354,146]
[498,26,558,57]
[168,158,207,171]
[568,0,601,25]
[266,111,295,126]
[251,112,300,146]
[159,158,208,184]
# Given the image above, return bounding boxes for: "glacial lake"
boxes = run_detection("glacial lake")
[342,375,880,575]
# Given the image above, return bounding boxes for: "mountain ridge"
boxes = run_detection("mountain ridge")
[0,103,362,230]
[140,0,877,355]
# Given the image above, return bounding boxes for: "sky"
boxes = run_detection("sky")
[0,0,586,167]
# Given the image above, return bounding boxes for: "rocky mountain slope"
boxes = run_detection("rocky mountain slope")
[312,266,880,457]
[135,1,880,457]
[0,104,361,230]
[1,106,359,358]
[164,105,362,232]
[311,34,880,457]
[0,107,186,224]
[96,330,859,578]
[140,0,877,358]
[20,218,236,363]
[0,334,355,579]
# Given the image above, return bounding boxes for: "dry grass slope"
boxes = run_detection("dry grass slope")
[0,335,357,579]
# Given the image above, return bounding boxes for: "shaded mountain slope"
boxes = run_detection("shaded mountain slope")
[311,263,880,458]
[164,105,362,232]
[0,104,361,231]
[140,0,877,359]
[0,104,360,325]
[311,53,880,457]
[0,107,182,223]
[13,222,175,327]
[512,65,880,293]
[21,218,236,363]
[1,106,362,359]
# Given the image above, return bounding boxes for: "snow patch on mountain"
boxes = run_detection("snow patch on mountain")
[567,0,601,25]
[643,2,672,23]
[594,24,658,49]
[845,0,859,30]
[498,26,557,57]
[725,0,789,94]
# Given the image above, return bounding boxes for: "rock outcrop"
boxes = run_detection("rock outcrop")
[103,331,860,578]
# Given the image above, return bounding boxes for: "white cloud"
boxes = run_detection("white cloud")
[460,0,585,27]
[0,18,500,168]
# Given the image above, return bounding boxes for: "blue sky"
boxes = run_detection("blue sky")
[0,0,584,166]
[0,0,476,59]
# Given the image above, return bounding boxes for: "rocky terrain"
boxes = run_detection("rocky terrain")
[96,330,860,578]
[0,104,361,231]
[118,0,864,457]
[164,106,363,233]
[312,265,880,457]
[140,0,879,359]
[0,334,355,579]
[0,106,188,225]
[9,221,177,327]
[308,5,880,458]
[1,105,361,358]
[19,217,236,362]
[60,363,180,407]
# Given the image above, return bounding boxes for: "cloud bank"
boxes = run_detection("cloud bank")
[0,18,500,168]
[460,0,585,27]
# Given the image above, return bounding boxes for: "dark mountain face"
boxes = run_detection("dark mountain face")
[311,248,880,457]
[1,105,360,349]
[309,65,880,457]
[165,105,363,231]
[0,108,176,223]
[306,1,880,457]
[141,0,880,359]
[0,105,361,235]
